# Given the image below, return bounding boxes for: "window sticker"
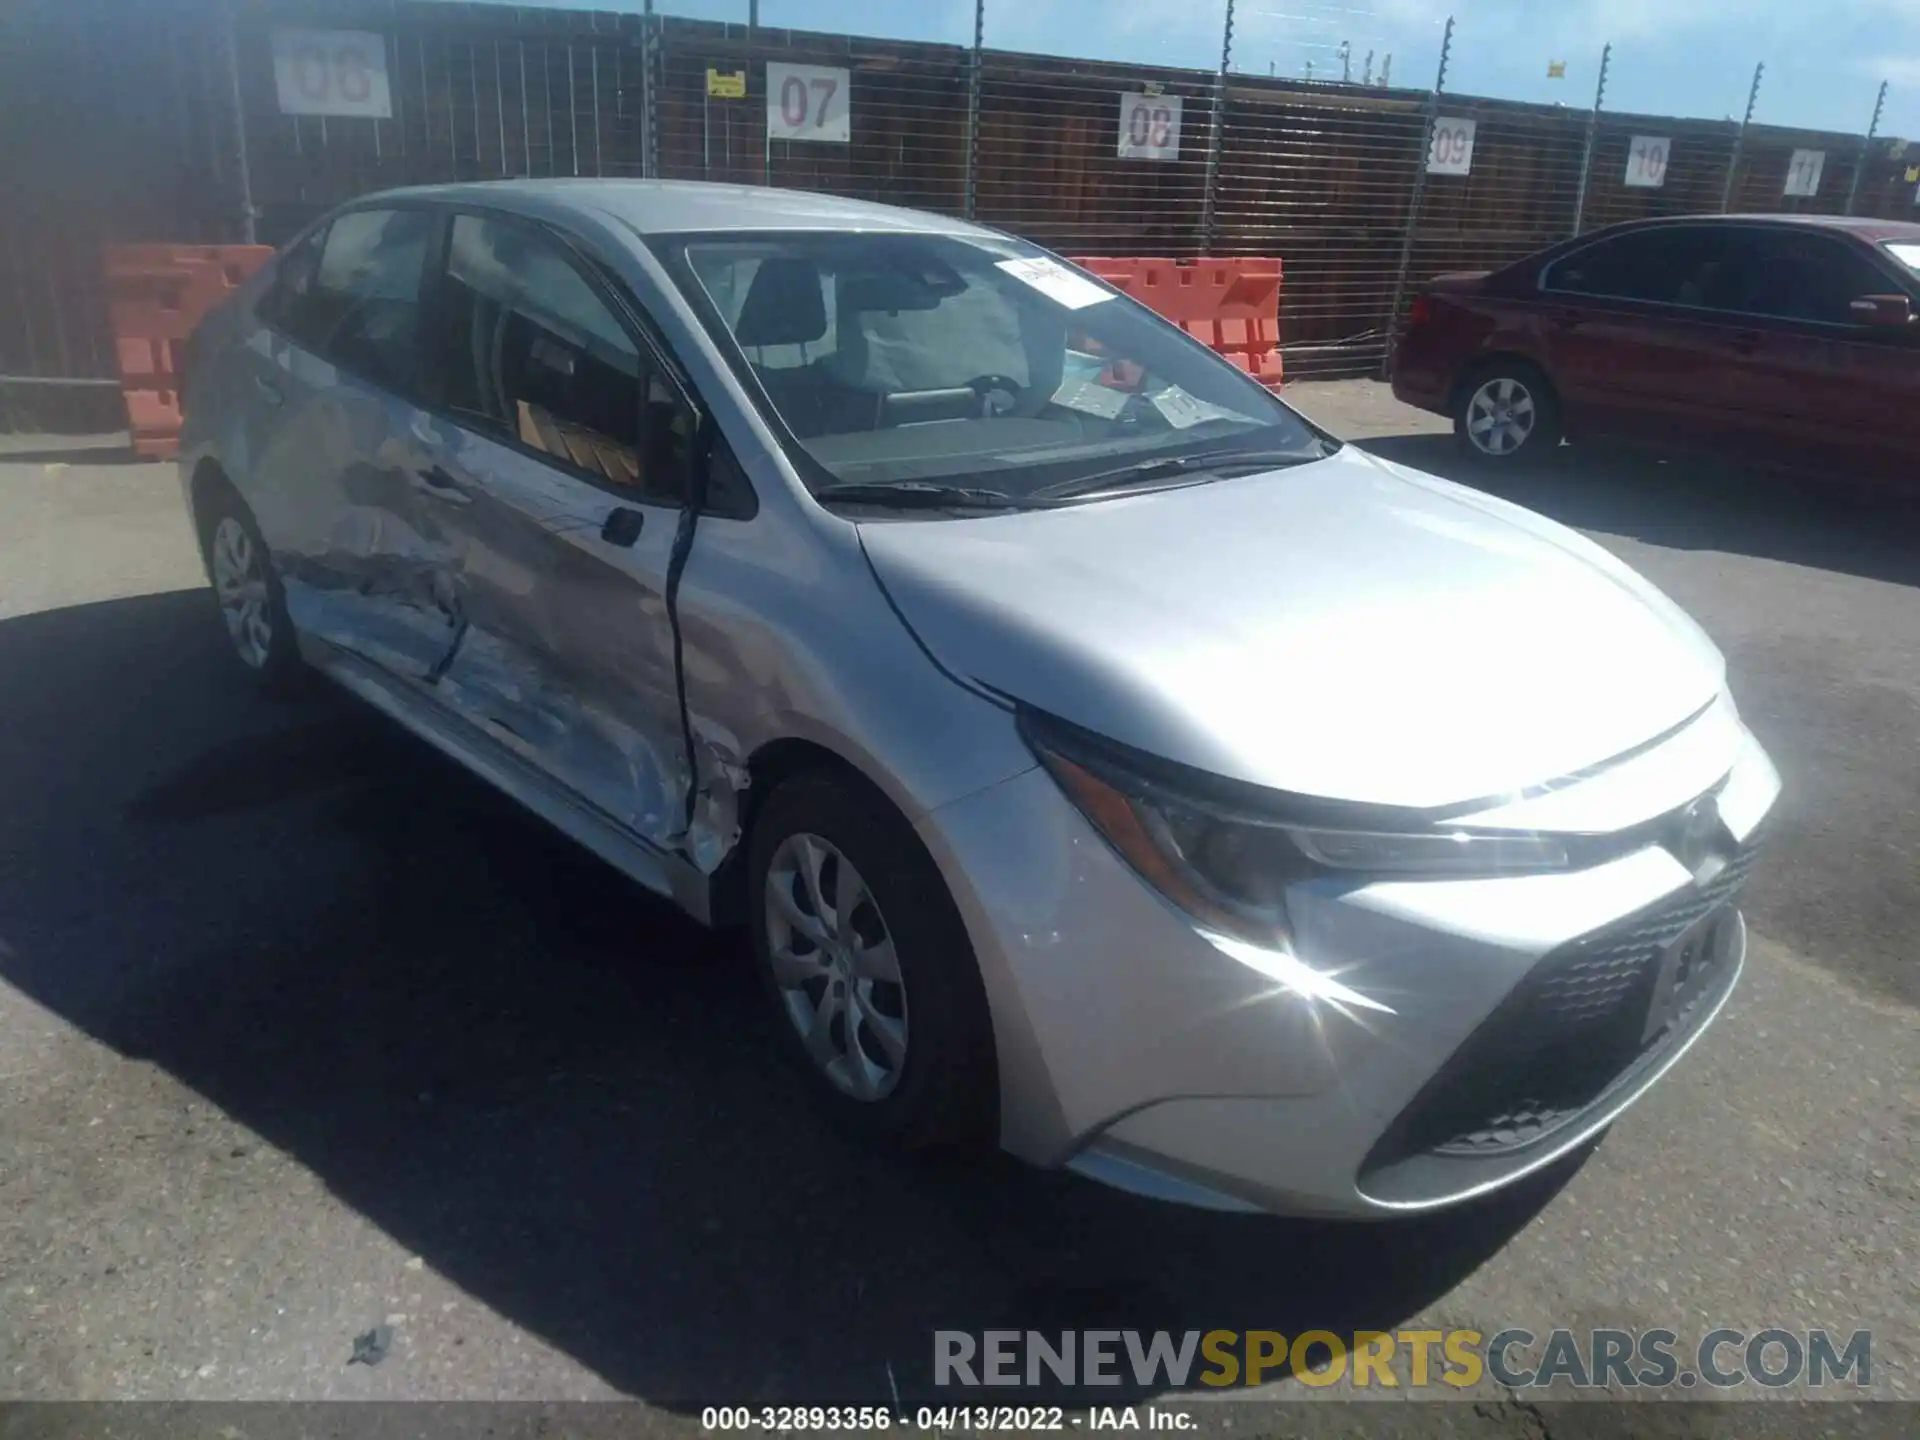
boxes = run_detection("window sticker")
[1051,373,1130,420]
[1147,385,1247,429]
[995,257,1114,310]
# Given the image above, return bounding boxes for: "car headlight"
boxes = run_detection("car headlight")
[1020,709,1569,946]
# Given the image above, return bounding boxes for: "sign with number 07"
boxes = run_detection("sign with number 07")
[1427,117,1476,176]
[1625,135,1670,188]
[271,28,391,119]
[1117,93,1183,161]
[766,62,850,143]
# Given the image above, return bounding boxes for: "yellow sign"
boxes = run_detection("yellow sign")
[1546,60,1567,78]
[706,68,746,99]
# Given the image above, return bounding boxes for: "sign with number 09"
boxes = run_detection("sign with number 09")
[1625,135,1670,188]
[766,62,850,143]
[271,28,391,119]
[1784,149,1825,198]
[1117,93,1183,161]
[1427,117,1476,176]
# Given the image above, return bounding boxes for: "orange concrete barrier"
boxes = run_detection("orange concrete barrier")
[1071,256,1285,389]
[103,244,273,457]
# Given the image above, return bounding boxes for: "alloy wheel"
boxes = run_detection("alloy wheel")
[1466,376,1538,456]
[210,515,274,669]
[763,832,910,1101]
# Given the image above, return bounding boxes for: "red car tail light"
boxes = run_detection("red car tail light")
[1406,296,1432,330]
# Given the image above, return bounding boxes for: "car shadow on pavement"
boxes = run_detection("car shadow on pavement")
[1358,434,1920,591]
[0,588,1591,1405]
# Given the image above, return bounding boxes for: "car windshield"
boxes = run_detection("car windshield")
[1886,242,1920,277]
[656,230,1326,503]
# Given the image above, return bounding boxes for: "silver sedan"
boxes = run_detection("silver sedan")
[177,180,1779,1217]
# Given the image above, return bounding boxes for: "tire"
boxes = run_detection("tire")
[747,770,998,1153]
[196,484,306,695]
[1454,360,1562,465]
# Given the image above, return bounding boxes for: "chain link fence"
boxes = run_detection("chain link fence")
[1213,83,1427,377]
[4,0,1917,421]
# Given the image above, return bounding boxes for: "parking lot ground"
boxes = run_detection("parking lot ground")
[0,383,1915,1427]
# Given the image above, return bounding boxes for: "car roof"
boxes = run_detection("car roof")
[352,178,993,238]
[1605,213,1920,244]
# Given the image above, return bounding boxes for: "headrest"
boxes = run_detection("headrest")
[734,257,827,347]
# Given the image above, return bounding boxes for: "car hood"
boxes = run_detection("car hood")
[856,444,1725,809]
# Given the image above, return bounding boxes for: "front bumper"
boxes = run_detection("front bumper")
[913,706,1779,1219]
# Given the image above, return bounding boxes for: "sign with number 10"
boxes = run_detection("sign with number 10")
[1427,117,1476,175]
[1625,135,1670,188]
[271,28,391,119]
[766,62,850,143]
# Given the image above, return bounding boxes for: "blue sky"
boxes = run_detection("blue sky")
[558,0,1920,137]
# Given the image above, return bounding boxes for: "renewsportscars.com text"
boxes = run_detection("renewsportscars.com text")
[933,1328,1872,1390]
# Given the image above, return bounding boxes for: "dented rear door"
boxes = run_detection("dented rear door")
[247,206,459,680]
[416,212,693,853]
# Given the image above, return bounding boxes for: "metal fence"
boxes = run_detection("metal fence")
[4,0,1918,419]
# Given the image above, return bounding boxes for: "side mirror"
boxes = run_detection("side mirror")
[1848,293,1914,328]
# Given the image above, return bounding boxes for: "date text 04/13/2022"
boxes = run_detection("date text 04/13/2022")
[699,1406,1195,1431]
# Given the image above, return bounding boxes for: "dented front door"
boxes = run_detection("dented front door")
[409,210,693,854]
[415,426,687,848]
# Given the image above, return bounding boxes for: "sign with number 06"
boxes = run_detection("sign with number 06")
[271,28,391,119]
[1117,93,1183,161]
[766,62,850,143]
[1427,117,1476,176]
[1625,135,1670,188]
[1784,149,1825,198]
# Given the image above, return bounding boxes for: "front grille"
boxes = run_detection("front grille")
[1361,830,1761,1174]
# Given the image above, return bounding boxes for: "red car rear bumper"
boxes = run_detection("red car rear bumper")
[1389,356,1452,417]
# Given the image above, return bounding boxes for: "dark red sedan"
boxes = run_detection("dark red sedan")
[1391,215,1920,479]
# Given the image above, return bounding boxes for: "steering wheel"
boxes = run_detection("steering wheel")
[964,374,1025,417]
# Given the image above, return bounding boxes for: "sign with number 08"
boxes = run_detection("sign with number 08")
[1117,93,1183,161]
[1427,117,1476,176]
[766,62,850,143]
[1625,135,1670,188]
[1784,149,1825,198]
[271,28,391,119]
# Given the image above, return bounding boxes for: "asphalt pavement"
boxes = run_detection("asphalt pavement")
[0,386,1914,1428]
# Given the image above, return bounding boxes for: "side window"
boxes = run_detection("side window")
[258,226,326,337]
[1718,231,1904,326]
[440,213,686,505]
[271,209,434,395]
[1545,229,1731,308]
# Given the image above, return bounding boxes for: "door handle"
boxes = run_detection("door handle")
[1728,330,1764,356]
[253,373,284,407]
[412,465,472,505]
[600,506,645,547]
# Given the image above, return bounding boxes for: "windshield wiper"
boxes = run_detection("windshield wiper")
[1028,443,1337,502]
[813,479,1029,511]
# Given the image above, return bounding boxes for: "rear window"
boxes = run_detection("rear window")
[1543,228,1730,307]
[262,208,434,397]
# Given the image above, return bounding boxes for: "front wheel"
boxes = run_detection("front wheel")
[747,771,997,1154]
[1454,362,1562,464]
[199,489,305,694]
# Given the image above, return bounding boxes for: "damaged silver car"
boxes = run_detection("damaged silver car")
[179,181,1779,1217]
